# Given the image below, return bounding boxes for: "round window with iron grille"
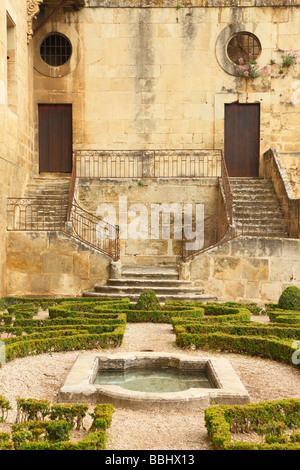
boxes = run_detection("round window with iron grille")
[227,32,262,65]
[40,33,72,67]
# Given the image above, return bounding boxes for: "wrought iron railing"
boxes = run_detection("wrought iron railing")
[7,197,68,232]
[69,201,120,261]
[181,209,230,261]
[220,150,233,224]
[75,149,222,179]
[67,151,77,221]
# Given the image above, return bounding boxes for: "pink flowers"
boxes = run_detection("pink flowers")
[235,56,270,79]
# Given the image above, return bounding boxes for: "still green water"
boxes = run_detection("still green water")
[94,367,215,393]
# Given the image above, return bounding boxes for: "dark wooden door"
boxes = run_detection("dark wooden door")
[38,104,72,173]
[224,103,260,177]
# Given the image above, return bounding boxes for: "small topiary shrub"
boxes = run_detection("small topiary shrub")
[278,286,300,311]
[136,290,162,311]
[45,420,71,442]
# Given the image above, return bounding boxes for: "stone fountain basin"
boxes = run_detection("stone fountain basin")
[58,352,250,410]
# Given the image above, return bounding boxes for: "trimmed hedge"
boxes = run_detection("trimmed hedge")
[0,397,113,451]
[205,398,300,450]
[278,286,300,311]
[268,308,300,324]
[5,328,125,362]
[126,308,205,323]
[174,322,300,340]
[175,331,297,366]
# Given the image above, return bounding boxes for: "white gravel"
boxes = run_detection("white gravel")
[0,316,300,450]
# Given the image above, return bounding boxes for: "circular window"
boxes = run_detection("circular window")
[227,32,262,65]
[40,33,72,67]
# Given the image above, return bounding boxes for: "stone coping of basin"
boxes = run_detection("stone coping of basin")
[58,352,250,410]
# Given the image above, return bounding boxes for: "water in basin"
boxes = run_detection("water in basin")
[94,367,215,393]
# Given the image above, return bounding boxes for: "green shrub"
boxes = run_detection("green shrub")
[4,400,113,451]
[0,432,14,450]
[45,420,71,442]
[90,404,114,430]
[16,398,51,423]
[136,290,162,311]
[0,395,12,422]
[50,403,89,430]
[205,399,300,450]
[175,331,297,367]
[278,286,300,311]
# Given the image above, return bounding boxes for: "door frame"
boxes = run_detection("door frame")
[214,93,268,178]
[38,103,73,174]
[224,101,260,177]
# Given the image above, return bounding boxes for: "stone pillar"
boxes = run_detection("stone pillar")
[179,261,191,281]
[110,259,122,279]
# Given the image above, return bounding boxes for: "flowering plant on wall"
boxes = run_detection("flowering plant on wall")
[279,50,299,73]
[235,54,271,79]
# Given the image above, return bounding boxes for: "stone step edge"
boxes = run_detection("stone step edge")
[82,291,218,301]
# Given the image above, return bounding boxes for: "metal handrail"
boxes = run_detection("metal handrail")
[220,150,233,224]
[70,200,120,261]
[75,149,223,179]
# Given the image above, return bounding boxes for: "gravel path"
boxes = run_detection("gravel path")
[0,317,300,450]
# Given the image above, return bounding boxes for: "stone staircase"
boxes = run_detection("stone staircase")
[230,178,289,237]
[23,177,70,230]
[83,264,218,303]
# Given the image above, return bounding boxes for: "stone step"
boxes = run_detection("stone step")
[107,278,192,287]
[232,194,278,201]
[121,265,179,280]
[236,227,288,236]
[94,285,203,295]
[232,189,275,196]
[82,291,218,303]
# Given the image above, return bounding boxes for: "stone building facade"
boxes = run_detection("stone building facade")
[1,0,299,302]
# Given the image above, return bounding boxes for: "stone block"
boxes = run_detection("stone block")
[47,232,79,254]
[256,238,282,258]
[228,238,258,258]
[270,258,294,282]
[6,272,29,296]
[73,252,89,278]
[261,282,283,303]
[190,254,213,281]
[89,252,110,279]
[42,253,73,275]
[214,257,242,280]
[241,258,269,281]
[29,274,50,295]
[282,239,300,260]
[50,274,82,296]
[224,280,245,300]
[245,281,262,300]
[6,253,41,274]
[7,232,48,253]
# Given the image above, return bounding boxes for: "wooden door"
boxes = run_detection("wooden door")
[224,103,260,177]
[38,104,72,173]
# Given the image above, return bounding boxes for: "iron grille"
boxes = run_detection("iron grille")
[40,33,72,67]
[227,32,261,64]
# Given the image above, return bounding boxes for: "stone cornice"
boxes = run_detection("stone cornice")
[86,0,300,7]
[27,0,44,44]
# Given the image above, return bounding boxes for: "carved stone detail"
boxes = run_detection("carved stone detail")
[27,0,44,43]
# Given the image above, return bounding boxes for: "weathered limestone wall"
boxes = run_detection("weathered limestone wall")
[77,177,220,264]
[0,0,35,296]
[280,153,300,198]
[33,4,300,175]
[190,237,300,304]
[6,231,110,297]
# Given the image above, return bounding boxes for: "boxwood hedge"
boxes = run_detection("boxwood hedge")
[205,398,300,450]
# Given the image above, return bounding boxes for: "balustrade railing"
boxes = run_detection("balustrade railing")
[75,149,222,179]
[7,197,67,232]
[70,201,120,261]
